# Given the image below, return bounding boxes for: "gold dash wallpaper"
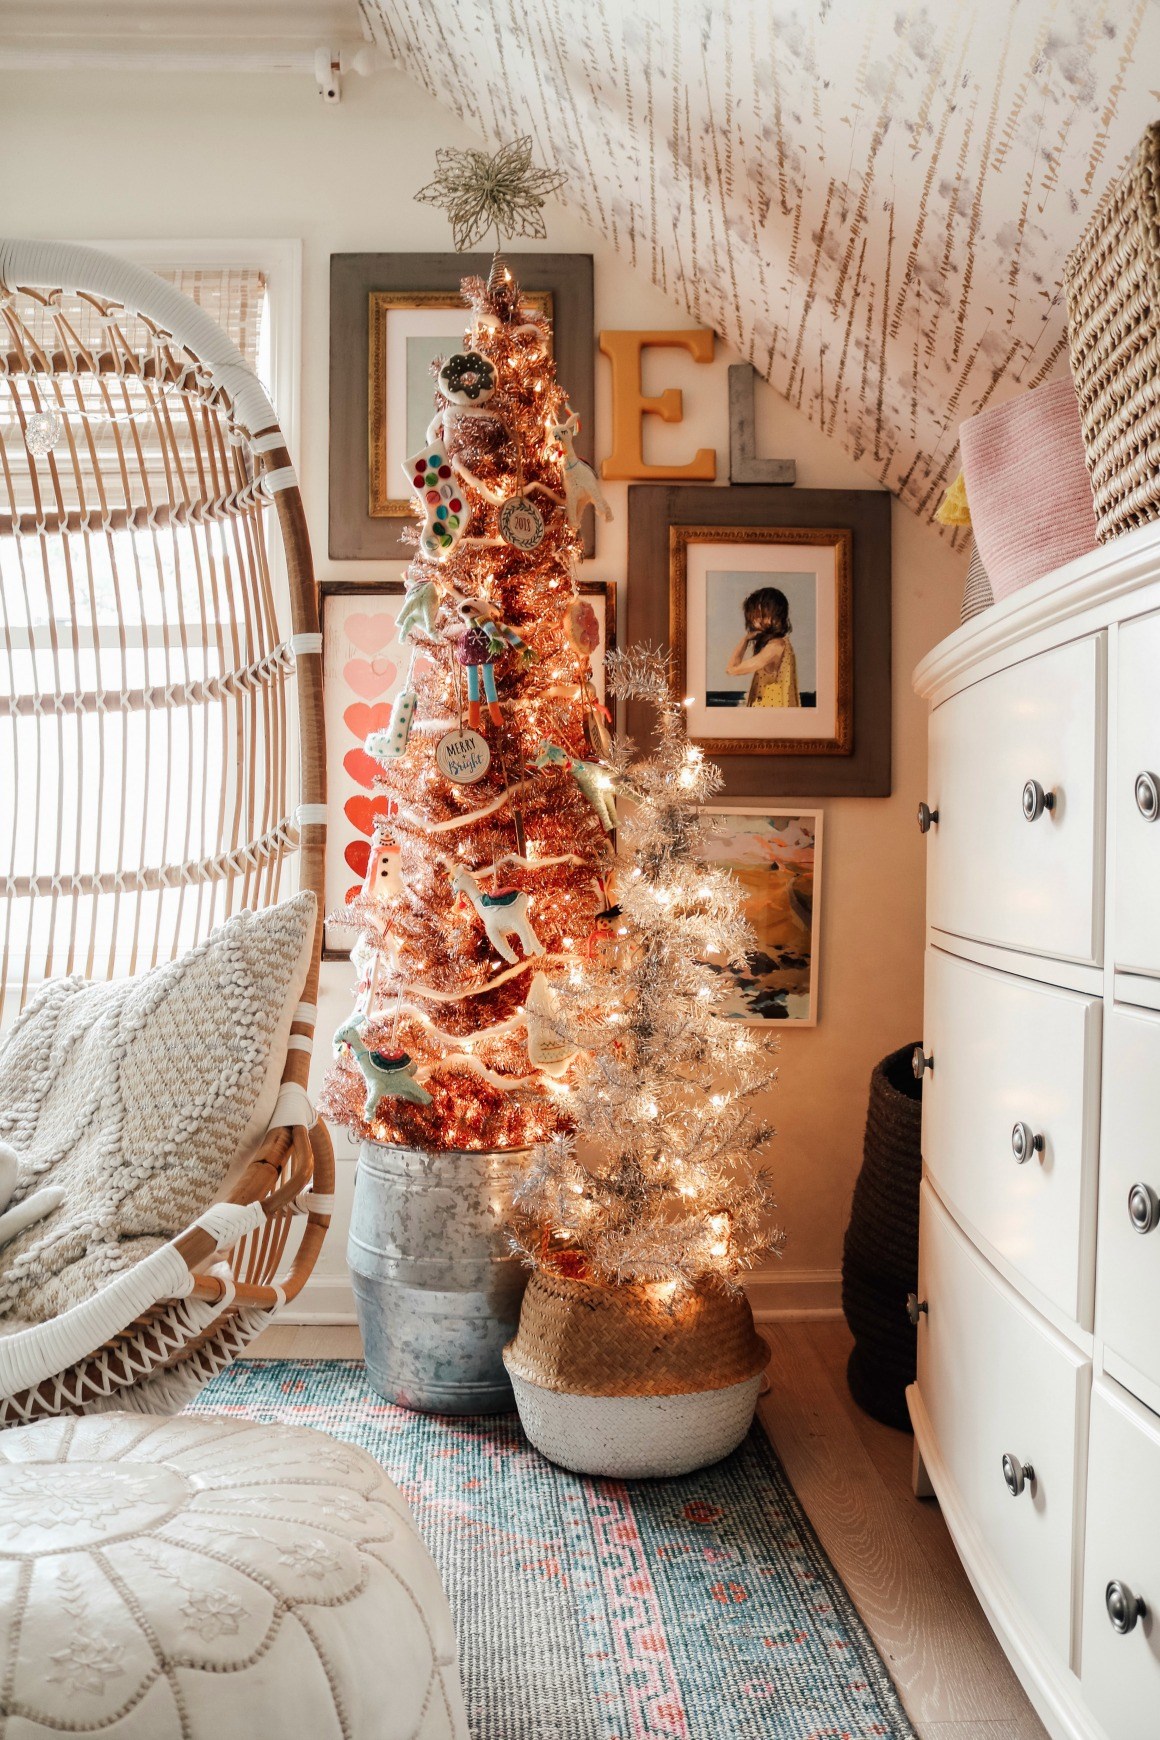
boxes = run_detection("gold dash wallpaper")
[362,0,1160,527]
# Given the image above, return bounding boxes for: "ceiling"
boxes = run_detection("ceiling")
[361,0,1160,526]
[0,2,359,69]
[6,1,1158,524]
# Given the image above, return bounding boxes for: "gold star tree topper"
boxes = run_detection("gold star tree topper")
[415,137,567,252]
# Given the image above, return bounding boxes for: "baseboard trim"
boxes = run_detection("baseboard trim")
[280,1274,358,1325]
[279,1268,844,1327]
[744,1267,843,1322]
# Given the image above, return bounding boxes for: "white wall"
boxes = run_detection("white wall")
[0,64,964,1319]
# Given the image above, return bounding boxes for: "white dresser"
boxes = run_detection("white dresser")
[910,519,1160,1740]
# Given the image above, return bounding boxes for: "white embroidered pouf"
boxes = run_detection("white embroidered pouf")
[0,1413,468,1739]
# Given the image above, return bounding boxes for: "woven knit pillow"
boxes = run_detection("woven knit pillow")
[0,891,315,1326]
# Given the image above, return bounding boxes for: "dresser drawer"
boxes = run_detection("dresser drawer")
[1096,1004,1160,1402]
[916,1182,1089,1664]
[925,635,1104,964]
[1115,610,1160,977]
[1080,1381,1160,1738]
[922,948,1100,1324]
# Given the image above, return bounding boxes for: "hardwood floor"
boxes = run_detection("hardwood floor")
[757,1320,1046,1738]
[246,1316,1046,1738]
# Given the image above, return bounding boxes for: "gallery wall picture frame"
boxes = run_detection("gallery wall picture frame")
[699,807,823,1026]
[671,523,853,755]
[320,579,406,959]
[330,252,596,561]
[368,288,554,519]
[626,485,892,797]
[320,578,617,958]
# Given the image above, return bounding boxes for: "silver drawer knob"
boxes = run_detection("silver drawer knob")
[1106,1579,1147,1634]
[906,1293,928,1326]
[1002,1452,1034,1497]
[1022,779,1056,822]
[1128,1182,1160,1234]
[912,1045,933,1079]
[1011,1122,1045,1164]
[1136,772,1159,822]
[917,801,939,834]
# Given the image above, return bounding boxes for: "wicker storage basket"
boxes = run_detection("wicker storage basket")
[841,1044,923,1431]
[958,377,1097,599]
[960,541,994,623]
[1065,123,1160,544]
[504,1269,770,1477]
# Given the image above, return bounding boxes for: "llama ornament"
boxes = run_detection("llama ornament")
[447,864,545,966]
[548,406,612,529]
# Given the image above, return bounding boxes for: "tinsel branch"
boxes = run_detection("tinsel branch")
[318,250,614,1154]
[507,647,784,1292]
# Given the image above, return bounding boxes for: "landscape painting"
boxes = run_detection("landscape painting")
[700,809,822,1024]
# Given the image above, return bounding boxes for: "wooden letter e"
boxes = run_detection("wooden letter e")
[598,329,716,480]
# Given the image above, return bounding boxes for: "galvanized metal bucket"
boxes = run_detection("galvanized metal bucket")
[348,1140,529,1414]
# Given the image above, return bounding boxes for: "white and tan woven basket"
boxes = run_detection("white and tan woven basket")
[1065,122,1160,544]
[506,1370,766,1478]
[959,541,994,623]
[504,1269,770,1477]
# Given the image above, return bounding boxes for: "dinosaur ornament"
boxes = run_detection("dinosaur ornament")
[333,1019,434,1116]
[531,740,619,832]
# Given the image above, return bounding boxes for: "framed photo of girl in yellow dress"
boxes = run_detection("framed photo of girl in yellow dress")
[670,524,852,755]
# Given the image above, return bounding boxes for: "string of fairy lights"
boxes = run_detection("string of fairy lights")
[319,140,780,1289]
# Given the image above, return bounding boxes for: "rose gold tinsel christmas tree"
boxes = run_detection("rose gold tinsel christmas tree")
[319,255,614,1153]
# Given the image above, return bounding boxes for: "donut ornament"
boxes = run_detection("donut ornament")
[438,351,497,406]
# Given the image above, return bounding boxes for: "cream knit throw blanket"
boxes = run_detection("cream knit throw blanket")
[0,893,315,1326]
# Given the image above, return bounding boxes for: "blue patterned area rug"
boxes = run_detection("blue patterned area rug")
[191,1360,915,1740]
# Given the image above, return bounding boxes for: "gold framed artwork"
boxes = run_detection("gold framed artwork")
[367,289,553,518]
[330,254,595,560]
[670,524,853,756]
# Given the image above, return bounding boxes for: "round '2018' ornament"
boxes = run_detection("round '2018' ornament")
[436,726,491,784]
[498,494,545,551]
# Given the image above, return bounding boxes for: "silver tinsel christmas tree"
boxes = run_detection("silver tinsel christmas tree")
[508,648,785,1294]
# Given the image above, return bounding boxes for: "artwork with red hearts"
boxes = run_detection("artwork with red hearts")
[318,582,613,955]
[320,584,410,957]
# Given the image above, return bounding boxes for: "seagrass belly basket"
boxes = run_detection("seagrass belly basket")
[503,1269,770,1478]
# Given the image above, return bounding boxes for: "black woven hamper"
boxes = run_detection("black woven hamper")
[841,1042,924,1430]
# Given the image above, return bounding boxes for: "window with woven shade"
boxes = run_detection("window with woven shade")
[0,261,298,1023]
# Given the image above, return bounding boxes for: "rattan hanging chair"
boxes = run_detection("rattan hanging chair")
[0,239,331,1425]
